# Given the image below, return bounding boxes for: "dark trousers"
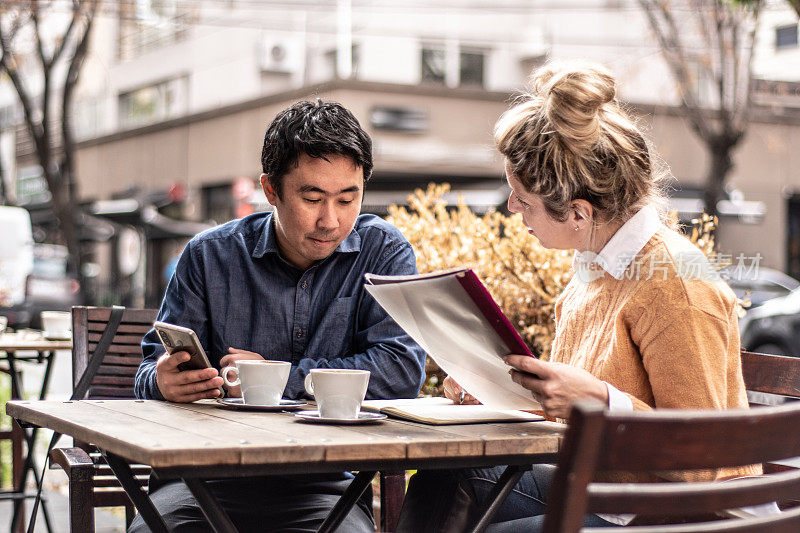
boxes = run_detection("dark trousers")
[128,474,375,533]
[396,464,618,533]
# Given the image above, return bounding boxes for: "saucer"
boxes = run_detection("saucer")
[293,410,387,425]
[43,334,71,340]
[214,398,307,412]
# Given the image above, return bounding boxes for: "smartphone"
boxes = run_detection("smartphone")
[153,321,225,398]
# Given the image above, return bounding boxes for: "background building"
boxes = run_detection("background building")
[1,0,798,306]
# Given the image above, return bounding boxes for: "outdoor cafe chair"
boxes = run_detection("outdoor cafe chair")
[539,399,800,533]
[48,306,158,532]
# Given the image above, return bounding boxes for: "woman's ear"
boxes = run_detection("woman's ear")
[570,199,594,229]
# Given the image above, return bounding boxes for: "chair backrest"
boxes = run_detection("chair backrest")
[741,350,800,399]
[543,400,800,533]
[71,306,158,400]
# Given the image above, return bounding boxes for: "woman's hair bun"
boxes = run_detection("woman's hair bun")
[531,62,616,149]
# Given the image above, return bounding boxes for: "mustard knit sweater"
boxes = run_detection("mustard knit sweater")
[550,226,760,480]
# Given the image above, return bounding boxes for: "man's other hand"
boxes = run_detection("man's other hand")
[155,350,223,403]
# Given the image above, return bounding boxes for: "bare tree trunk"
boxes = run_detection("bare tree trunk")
[702,142,735,219]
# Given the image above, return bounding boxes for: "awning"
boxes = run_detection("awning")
[91,199,212,239]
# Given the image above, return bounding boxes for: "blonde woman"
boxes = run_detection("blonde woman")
[396,62,758,532]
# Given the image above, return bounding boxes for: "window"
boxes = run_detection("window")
[459,51,485,88]
[776,24,798,49]
[370,106,428,133]
[421,46,485,87]
[421,47,446,85]
[118,77,187,129]
[324,45,360,79]
[117,0,194,61]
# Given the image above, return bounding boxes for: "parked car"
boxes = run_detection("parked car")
[25,244,82,330]
[739,287,800,357]
[721,266,800,308]
[0,206,81,330]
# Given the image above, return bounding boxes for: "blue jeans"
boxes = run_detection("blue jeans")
[397,464,618,532]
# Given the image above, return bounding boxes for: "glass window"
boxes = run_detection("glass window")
[118,77,186,129]
[776,24,798,49]
[460,51,485,87]
[421,47,446,85]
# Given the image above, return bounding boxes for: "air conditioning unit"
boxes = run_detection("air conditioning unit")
[258,37,304,73]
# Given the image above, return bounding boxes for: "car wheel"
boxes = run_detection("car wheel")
[751,343,789,356]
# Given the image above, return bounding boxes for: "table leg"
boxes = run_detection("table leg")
[103,451,169,533]
[184,478,238,533]
[468,464,531,533]
[8,352,56,533]
[318,470,377,533]
[379,470,405,533]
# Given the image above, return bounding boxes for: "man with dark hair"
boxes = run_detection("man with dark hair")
[131,100,426,531]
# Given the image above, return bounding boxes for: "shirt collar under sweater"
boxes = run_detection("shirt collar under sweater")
[572,205,662,281]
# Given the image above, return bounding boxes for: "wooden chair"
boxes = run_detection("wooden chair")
[49,306,158,532]
[741,350,800,402]
[741,350,800,479]
[539,400,800,532]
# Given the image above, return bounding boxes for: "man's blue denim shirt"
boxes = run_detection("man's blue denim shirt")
[135,212,427,401]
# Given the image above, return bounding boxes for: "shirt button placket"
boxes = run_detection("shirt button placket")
[292,273,312,361]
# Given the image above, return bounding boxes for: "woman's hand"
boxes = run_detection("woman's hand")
[218,347,265,397]
[504,355,608,419]
[443,376,481,405]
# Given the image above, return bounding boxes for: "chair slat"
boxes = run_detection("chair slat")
[87,332,149,345]
[86,308,158,324]
[87,323,152,335]
[95,365,139,377]
[742,351,800,398]
[87,344,143,355]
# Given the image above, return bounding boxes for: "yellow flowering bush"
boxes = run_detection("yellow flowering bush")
[387,183,721,396]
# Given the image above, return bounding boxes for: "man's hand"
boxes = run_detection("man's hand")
[443,376,480,405]
[218,348,265,398]
[155,351,223,403]
[504,355,608,418]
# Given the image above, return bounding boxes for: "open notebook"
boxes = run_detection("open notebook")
[365,268,542,411]
[361,397,543,425]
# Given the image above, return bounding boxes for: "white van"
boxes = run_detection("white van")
[0,206,35,309]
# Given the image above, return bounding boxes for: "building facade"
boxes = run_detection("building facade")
[1,0,799,304]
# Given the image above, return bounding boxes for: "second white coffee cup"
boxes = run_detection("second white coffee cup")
[221,360,291,406]
[303,369,370,419]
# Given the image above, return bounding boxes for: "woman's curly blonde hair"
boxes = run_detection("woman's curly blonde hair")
[494,61,670,224]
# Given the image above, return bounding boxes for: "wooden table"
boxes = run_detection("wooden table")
[0,333,72,533]
[7,399,563,533]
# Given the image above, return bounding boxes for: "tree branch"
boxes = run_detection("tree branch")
[62,0,100,204]
[31,0,52,71]
[51,1,84,66]
[638,0,713,139]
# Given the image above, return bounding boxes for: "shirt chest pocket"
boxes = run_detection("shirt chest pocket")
[309,296,357,358]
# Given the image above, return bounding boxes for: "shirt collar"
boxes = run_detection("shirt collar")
[252,213,362,259]
[573,205,662,280]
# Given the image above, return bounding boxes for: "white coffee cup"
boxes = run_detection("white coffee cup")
[41,311,71,339]
[221,360,291,406]
[303,369,370,419]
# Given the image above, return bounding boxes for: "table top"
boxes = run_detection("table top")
[0,332,72,351]
[7,399,563,476]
